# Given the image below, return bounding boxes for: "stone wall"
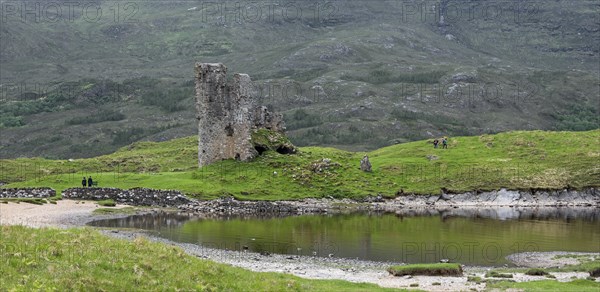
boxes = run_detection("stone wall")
[62,188,193,207]
[0,188,55,198]
[195,63,286,167]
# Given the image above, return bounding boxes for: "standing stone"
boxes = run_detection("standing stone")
[195,63,287,167]
[360,155,372,172]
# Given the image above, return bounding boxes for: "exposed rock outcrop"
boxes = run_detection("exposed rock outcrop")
[360,155,372,172]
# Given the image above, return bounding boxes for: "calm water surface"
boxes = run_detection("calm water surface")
[90,208,600,265]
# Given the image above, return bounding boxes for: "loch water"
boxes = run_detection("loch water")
[90,207,600,265]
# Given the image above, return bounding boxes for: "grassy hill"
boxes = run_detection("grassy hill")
[0,0,598,158]
[2,130,599,200]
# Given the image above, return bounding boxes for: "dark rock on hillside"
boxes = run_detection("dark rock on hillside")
[360,155,372,172]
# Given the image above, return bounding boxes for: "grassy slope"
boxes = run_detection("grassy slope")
[0,225,395,291]
[2,130,598,200]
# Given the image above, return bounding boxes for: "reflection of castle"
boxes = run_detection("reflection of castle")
[195,63,285,167]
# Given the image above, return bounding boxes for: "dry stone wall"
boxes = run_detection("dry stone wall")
[62,188,192,207]
[0,188,55,198]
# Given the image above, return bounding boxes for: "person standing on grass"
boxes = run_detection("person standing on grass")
[433,139,439,148]
[88,176,93,188]
[442,137,448,149]
[82,177,87,188]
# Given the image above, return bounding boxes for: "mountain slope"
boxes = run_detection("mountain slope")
[0,0,598,158]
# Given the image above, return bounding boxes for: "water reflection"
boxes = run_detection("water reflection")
[432,207,600,221]
[91,212,192,229]
[90,207,600,265]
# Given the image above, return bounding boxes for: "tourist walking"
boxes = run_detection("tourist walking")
[433,139,439,148]
[81,177,87,188]
[442,137,448,149]
[87,176,93,188]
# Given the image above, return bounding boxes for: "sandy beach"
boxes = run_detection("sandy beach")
[0,200,109,228]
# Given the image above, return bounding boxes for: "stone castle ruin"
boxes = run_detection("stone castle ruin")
[195,63,294,167]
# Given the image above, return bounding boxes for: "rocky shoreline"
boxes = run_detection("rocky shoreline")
[3,187,598,217]
[178,188,600,216]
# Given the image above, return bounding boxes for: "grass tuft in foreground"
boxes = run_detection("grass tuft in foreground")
[525,268,550,276]
[97,199,116,207]
[387,263,463,277]
[92,207,139,215]
[0,226,396,291]
[485,271,514,278]
[0,197,46,205]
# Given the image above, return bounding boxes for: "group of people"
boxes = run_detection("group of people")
[81,176,94,187]
[433,137,448,149]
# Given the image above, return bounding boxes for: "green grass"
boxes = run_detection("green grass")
[0,197,47,205]
[92,207,140,215]
[0,226,397,291]
[486,279,600,292]
[2,130,599,200]
[97,199,116,207]
[550,256,600,275]
[0,194,61,205]
[525,269,550,276]
[387,263,463,276]
[485,271,513,278]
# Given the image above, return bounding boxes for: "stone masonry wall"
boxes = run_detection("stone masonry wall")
[195,63,285,167]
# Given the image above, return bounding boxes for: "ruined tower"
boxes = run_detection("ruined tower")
[195,63,287,167]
